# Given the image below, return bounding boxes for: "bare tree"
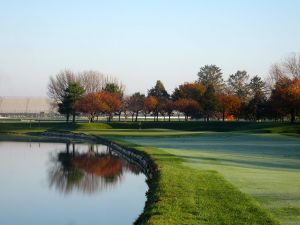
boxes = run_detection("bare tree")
[284,53,300,78]
[78,70,105,93]
[48,70,125,102]
[267,63,285,90]
[268,53,300,90]
[48,69,76,103]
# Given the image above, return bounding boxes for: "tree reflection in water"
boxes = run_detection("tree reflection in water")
[48,143,141,194]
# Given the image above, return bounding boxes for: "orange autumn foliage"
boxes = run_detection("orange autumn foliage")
[271,77,300,122]
[218,94,241,121]
[144,96,158,113]
[75,91,122,122]
[74,92,105,122]
[173,82,205,101]
[174,98,201,120]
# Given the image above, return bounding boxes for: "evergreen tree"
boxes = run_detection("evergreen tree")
[148,80,169,99]
[246,76,267,121]
[59,82,85,123]
[202,84,218,121]
[103,83,123,96]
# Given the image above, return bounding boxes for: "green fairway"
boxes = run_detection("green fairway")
[122,133,300,225]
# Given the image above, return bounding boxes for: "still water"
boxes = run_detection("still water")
[0,141,148,225]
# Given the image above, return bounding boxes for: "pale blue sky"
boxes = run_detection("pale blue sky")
[0,0,299,96]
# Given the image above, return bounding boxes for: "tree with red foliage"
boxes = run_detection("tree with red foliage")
[98,91,122,122]
[172,82,205,101]
[271,77,300,122]
[218,94,241,121]
[143,96,158,121]
[74,92,104,122]
[174,99,201,121]
[75,91,122,122]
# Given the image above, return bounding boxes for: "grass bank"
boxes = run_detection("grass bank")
[108,138,281,225]
[123,133,300,225]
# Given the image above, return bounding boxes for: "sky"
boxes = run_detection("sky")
[0,0,299,97]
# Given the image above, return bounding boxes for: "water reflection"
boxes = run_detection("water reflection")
[48,143,142,195]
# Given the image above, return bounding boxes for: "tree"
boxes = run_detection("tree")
[197,65,224,92]
[163,99,175,122]
[101,92,122,122]
[227,70,250,103]
[48,70,76,103]
[283,53,300,78]
[74,92,104,122]
[148,80,169,99]
[128,92,145,121]
[174,99,201,121]
[104,75,125,94]
[268,53,300,89]
[218,94,241,121]
[78,70,105,93]
[103,82,124,121]
[249,75,266,97]
[120,96,130,121]
[246,94,268,121]
[270,77,300,122]
[58,97,73,122]
[267,63,286,91]
[202,84,218,121]
[148,80,170,121]
[103,83,124,96]
[172,82,205,102]
[286,78,300,122]
[59,82,85,122]
[245,75,268,121]
[143,96,158,121]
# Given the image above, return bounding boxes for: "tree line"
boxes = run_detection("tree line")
[48,54,300,123]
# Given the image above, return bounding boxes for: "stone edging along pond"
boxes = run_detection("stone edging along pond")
[41,132,156,179]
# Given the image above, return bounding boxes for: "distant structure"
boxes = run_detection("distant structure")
[0,97,57,118]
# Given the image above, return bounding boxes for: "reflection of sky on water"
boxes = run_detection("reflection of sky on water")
[0,142,147,225]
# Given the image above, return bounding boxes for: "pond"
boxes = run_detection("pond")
[0,141,148,225]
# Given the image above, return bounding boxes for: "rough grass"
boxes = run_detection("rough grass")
[122,133,300,225]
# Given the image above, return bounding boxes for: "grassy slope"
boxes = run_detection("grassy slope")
[109,139,281,225]
[123,133,300,225]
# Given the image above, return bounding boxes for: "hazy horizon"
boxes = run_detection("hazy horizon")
[1,0,300,97]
